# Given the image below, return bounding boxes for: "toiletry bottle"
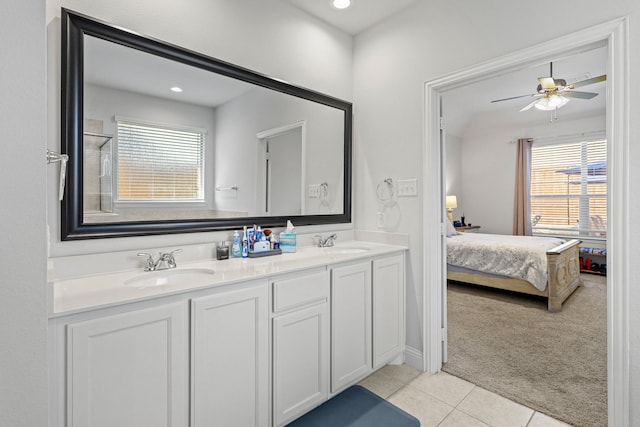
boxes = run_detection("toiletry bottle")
[248,226,256,252]
[231,230,241,258]
[242,226,249,258]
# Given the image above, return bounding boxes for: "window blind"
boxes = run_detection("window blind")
[116,120,204,201]
[530,140,606,239]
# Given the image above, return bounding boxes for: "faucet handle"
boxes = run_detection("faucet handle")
[137,252,156,271]
[164,248,182,268]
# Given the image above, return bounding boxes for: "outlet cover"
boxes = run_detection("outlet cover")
[397,179,418,196]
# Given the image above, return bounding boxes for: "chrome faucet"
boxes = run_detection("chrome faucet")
[137,249,183,271]
[315,234,337,248]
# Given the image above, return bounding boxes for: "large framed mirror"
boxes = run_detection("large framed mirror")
[61,9,352,240]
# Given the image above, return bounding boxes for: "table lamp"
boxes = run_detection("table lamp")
[446,195,457,222]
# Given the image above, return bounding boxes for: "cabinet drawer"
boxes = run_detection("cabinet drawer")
[272,269,329,313]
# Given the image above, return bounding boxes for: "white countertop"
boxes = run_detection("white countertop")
[49,241,406,317]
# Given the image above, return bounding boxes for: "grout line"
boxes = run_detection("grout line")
[525,411,536,426]
[453,384,477,409]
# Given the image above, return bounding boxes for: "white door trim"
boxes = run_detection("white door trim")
[422,18,630,427]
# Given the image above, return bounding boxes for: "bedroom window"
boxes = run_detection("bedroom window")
[530,139,607,239]
[116,120,205,202]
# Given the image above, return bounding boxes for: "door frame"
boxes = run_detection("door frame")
[422,18,630,426]
[256,121,306,215]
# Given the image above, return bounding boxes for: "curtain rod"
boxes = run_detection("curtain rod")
[508,130,605,144]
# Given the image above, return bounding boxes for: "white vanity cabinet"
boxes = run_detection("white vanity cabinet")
[330,261,372,393]
[191,282,269,427]
[271,268,330,427]
[65,302,190,427]
[372,254,405,369]
[52,281,269,427]
[50,243,407,427]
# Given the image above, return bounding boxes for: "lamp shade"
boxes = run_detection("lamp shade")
[534,95,570,111]
[446,195,458,209]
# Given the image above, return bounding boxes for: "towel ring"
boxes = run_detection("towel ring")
[376,178,396,206]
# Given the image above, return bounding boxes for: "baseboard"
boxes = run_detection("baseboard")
[403,345,423,371]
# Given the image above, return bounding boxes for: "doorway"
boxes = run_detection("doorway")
[422,18,629,426]
[256,122,306,216]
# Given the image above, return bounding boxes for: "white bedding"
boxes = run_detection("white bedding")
[447,233,566,291]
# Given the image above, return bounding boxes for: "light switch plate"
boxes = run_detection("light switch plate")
[397,179,417,196]
[308,184,320,198]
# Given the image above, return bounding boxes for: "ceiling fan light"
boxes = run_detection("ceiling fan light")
[548,94,563,108]
[534,95,570,111]
[556,96,570,108]
[534,98,553,111]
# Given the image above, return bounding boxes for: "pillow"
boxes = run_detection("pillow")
[446,218,458,237]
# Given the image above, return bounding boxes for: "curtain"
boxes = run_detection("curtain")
[513,138,532,235]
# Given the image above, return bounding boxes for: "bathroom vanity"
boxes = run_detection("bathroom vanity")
[48,242,406,427]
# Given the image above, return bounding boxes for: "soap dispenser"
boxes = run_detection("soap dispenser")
[231,230,241,258]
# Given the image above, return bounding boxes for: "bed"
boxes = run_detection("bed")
[447,232,582,312]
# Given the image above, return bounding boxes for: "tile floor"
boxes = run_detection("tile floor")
[359,364,571,427]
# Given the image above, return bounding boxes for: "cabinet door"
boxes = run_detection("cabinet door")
[191,283,269,427]
[331,261,372,393]
[273,303,329,427]
[373,254,405,369]
[67,302,189,427]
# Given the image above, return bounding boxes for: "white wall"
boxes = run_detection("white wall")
[0,0,48,426]
[353,1,639,423]
[46,0,354,257]
[459,113,606,234]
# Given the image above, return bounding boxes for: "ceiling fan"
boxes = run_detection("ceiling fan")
[491,62,606,112]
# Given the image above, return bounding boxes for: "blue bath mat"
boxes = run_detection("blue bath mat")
[286,385,420,427]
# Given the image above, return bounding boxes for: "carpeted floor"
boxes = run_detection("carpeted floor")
[443,274,607,427]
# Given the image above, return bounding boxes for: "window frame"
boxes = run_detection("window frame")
[530,137,607,241]
[113,117,207,207]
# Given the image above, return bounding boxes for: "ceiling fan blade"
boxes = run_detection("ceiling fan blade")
[562,91,599,100]
[490,93,536,103]
[538,77,556,90]
[519,99,540,112]
[570,74,606,88]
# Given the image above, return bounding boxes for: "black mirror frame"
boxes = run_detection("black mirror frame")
[61,9,352,240]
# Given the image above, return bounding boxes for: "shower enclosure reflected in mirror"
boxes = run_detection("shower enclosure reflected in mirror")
[61,9,352,240]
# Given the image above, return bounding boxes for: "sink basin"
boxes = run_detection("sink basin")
[321,246,371,255]
[124,268,216,288]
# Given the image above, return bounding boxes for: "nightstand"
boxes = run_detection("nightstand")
[455,225,481,232]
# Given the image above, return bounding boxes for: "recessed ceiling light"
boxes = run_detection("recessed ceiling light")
[331,0,352,10]
[170,86,183,93]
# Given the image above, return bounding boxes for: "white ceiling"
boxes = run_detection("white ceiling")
[284,0,420,35]
[85,36,256,108]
